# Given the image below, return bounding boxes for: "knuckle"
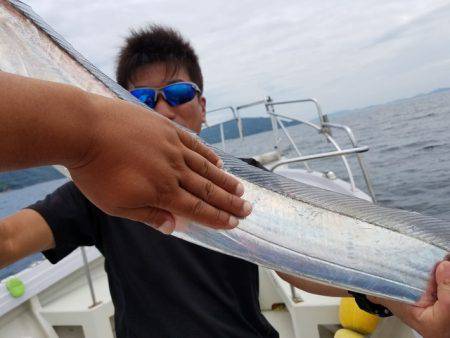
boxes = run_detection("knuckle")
[204,180,214,200]
[190,137,199,150]
[201,160,210,177]
[192,137,204,153]
[192,199,204,216]
[164,126,179,144]
[177,128,187,140]
[202,147,213,158]
[216,209,229,224]
[169,156,187,173]
[206,148,216,158]
[220,173,229,188]
[215,209,222,222]
[155,180,179,204]
[227,193,235,208]
[156,181,171,195]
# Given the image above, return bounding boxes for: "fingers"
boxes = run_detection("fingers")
[416,261,439,307]
[116,206,175,234]
[180,171,252,219]
[177,129,222,167]
[368,260,450,335]
[435,261,450,313]
[171,189,243,229]
[184,149,244,196]
[365,261,450,338]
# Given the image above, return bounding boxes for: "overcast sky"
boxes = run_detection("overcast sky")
[25,0,450,114]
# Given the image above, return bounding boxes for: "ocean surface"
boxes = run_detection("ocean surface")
[1,89,449,280]
[217,90,450,221]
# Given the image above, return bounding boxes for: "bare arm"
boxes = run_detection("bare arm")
[276,271,348,297]
[0,72,252,232]
[0,210,54,269]
[0,72,94,170]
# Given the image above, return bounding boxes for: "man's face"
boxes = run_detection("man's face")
[128,62,206,133]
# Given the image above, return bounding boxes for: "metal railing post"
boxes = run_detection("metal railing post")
[265,96,280,151]
[323,123,377,202]
[219,123,226,151]
[80,247,101,308]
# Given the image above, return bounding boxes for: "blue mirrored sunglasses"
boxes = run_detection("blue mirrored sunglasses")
[130,82,201,109]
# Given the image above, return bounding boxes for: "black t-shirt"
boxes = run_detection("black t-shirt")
[27,163,278,338]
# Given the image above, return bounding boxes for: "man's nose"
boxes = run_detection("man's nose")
[154,96,176,120]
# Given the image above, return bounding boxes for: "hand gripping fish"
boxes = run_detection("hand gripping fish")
[1,0,449,305]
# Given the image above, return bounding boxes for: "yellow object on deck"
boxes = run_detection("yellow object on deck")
[335,328,365,338]
[339,297,380,335]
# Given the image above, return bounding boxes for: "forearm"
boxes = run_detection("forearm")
[0,72,97,171]
[0,210,54,269]
[277,271,348,297]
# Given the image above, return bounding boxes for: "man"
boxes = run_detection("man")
[1,25,449,338]
[0,72,250,231]
[1,26,277,338]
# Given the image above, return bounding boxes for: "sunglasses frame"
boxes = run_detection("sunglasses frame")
[130,81,201,108]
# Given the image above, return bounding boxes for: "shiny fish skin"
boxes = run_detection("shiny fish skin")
[1,0,449,304]
[176,174,446,304]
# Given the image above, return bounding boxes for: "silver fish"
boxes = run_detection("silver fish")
[1,0,449,305]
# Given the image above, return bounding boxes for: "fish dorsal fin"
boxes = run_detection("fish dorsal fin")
[220,151,450,252]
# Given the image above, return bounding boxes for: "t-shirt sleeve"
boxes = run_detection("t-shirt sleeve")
[26,181,102,264]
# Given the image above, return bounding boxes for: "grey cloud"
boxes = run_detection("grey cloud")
[367,2,450,48]
[24,0,450,114]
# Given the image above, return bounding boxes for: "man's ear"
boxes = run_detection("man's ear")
[199,96,206,123]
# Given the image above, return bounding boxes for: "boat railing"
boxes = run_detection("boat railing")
[202,106,243,151]
[321,122,377,202]
[205,97,376,202]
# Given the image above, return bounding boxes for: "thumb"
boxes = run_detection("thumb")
[117,206,175,235]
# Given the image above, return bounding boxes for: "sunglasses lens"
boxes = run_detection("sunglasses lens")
[130,88,156,108]
[163,83,197,106]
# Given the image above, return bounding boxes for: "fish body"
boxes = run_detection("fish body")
[1,0,449,304]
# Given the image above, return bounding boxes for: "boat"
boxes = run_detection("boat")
[0,1,421,337]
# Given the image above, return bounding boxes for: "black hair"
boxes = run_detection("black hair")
[116,24,203,91]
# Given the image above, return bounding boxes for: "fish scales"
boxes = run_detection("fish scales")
[220,151,450,249]
[1,0,449,304]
